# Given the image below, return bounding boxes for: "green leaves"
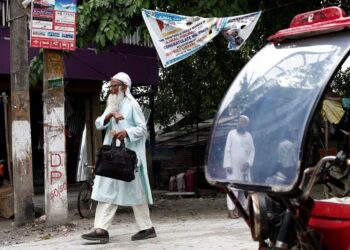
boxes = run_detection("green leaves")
[106,29,114,41]
[153,0,334,127]
[31,0,344,124]
[330,67,350,97]
[76,0,150,49]
[29,51,43,86]
[100,15,109,31]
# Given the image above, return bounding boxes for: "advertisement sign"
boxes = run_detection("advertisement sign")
[142,9,261,68]
[30,0,77,51]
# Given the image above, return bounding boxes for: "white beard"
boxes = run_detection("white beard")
[106,87,124,113]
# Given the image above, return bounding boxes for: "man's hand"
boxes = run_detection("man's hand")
[104,112,124,124]
[241,162,250,171]
[110,130,128,141]
[110,112,124,122]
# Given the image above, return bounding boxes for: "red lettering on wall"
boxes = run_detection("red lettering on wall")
[50,170,62,185]
[50,153,62,167]
[49,182,67,200]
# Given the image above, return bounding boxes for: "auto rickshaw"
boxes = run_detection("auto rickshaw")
[205,7,350,250]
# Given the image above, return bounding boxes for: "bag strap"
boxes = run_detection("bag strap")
[111,137,125,149]
[120,140,125,148]
[111,137,117,149]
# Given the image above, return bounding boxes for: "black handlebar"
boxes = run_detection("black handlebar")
[325,173,345,190]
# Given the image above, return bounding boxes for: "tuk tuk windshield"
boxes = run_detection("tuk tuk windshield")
[206,32,350,192]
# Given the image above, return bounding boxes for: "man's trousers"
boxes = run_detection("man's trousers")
[227,190,247,210]
[94,201,153,231]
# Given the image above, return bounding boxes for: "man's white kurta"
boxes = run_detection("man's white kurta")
[278,139,296,168]
[91,96,153,206]
[223,130,255,181]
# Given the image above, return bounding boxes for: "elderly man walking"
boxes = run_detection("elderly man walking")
[82,72,156,243]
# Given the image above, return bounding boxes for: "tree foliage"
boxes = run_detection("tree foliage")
[76,0,150,49]
[330,67,350,97]
[152,1,252,126]
[152,0,324,127]
[29,0,350,126]
[74,0,350,127]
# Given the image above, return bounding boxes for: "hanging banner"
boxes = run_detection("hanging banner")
[142,9,261,68]
[30,0,77,51]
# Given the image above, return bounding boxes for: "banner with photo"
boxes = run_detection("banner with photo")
[142,9,261,68]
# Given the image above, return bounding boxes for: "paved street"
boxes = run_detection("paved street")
[0,187,258,250]
[3,217,257,250]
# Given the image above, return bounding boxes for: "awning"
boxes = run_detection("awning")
[0,27,159,86]
[322,99,344,124]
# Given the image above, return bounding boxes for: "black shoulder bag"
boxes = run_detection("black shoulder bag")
[94,138,138,182]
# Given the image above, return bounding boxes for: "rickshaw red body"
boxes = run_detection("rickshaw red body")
[308,201,350,249]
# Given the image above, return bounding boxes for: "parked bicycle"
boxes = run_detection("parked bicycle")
[77,164,97,218]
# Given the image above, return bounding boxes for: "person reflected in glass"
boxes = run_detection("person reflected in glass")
[223,115,255,219]
[266,129,298,185]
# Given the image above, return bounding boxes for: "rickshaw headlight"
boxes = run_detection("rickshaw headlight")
[248,193,280,241]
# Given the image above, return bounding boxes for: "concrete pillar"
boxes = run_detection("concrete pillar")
[43,49,68,225]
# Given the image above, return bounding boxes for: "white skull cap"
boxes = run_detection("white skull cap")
[112,72,132,87]
[239,115,250,126]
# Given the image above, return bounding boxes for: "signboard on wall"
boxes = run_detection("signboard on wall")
[30,0,77,51]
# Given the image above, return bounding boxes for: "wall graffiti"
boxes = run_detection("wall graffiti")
[50,152,64,185]
[47,151,67,200]
[49,182,67,200]
[48,152,66,185]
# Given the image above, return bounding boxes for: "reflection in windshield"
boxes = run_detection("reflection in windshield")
[266,128,298,184]
[223,115,255,181]
[224,115,255,218]
[206,33,350,191]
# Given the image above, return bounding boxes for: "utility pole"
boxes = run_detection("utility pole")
[9,0,34,225]
[43,49,68,225]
